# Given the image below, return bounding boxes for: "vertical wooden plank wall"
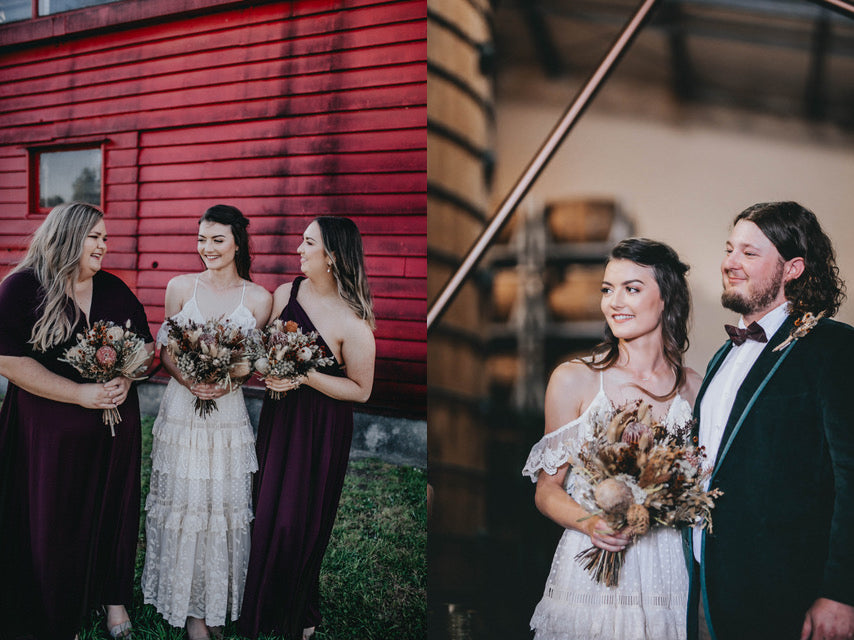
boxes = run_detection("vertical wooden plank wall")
[0,0,427,416]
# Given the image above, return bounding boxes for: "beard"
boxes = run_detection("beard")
[721,261,785,315]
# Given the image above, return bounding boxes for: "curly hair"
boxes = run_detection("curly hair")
[735,201,845,318]
[585,237,691,401]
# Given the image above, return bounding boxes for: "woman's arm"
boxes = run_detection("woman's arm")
[267,283,292,325]
[0,354,120,410]
[533,363,630,552]
[246,282,273,329]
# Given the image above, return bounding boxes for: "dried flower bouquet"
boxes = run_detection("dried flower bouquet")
[248,319,335,399]
[573,400,722,586]
[61,319,150,435]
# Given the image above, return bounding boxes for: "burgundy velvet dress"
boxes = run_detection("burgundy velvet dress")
[0,269,153,640]
[238,277,354,639]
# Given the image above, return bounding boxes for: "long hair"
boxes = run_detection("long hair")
[585,238,691,401]
[735,201,845,318]
[314,216,375,329]
[199,204,252,280]
[10,202,104,351]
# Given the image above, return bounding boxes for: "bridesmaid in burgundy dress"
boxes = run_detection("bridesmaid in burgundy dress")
[0,203,154,640]
[238,217,376,640]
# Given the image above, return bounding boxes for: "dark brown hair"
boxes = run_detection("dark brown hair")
[735,201,845,317]
[199,204,252,280]
[586,237,691,401]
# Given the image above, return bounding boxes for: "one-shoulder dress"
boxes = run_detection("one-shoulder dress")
[0,269,152,640]
[522,373,691,640]
[141,278,258,627]
[238,276,354,639]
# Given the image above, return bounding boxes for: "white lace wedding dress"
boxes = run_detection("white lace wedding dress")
[522,374,690,640]
[142,279,258,627]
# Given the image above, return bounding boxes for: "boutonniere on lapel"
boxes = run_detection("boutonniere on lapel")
[773,310,826,352]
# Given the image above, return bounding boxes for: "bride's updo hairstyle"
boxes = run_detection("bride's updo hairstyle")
[199,204,252,280]
[585,237,691,401]
[314,216,375,330]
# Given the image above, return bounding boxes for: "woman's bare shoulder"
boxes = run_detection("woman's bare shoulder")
[245,280,272,302]
[544,360,600,432]
[548,359,599,389]
[165,273,199,296]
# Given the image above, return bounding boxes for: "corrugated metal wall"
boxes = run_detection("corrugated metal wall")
[0,0,426,416]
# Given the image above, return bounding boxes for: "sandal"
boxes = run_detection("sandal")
[302,627,316,640]
[106,620,134,640]
[101,606,134,640]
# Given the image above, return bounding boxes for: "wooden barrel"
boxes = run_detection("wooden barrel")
[547,264,605,319]
[546,198,615,243]
[490,268,518,320]
[486,352,520,388]
[427,0,494,610]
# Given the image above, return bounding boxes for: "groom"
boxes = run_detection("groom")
[688,202,854,640]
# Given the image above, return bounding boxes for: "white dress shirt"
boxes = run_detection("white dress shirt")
[692,302,789,563]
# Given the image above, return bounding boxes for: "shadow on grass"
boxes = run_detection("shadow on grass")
[77,416,427,640]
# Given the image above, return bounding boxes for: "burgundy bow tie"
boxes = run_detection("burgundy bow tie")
[724,322,768,346]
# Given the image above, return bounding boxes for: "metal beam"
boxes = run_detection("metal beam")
[427,0,663,332]
[808,0,854,19]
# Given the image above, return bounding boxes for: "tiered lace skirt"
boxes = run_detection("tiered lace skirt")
[142,379,258,627]
[531,522,688,640]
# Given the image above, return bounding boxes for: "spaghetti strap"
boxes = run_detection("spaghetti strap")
[192,275,200,300]
[599,370,605,392]
[289,277,304,302]
[239,280,247,305]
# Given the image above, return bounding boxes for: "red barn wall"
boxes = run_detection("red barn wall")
[0,0,426,417]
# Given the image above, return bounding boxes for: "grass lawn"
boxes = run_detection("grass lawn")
[76,416,427,640]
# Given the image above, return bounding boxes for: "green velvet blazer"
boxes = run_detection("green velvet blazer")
[686,316,854,640]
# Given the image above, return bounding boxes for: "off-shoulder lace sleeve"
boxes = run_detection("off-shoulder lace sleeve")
[521,422,581,482]
[521,389,611,482]
[155,321,170,348]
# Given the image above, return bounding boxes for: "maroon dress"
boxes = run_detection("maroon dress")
[0,269,153,640]
[238,277,354,639]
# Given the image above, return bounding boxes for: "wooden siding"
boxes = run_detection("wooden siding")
[0,0,427,417]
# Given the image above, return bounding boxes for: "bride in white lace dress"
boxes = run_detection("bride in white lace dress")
[142,205,272,640]
[523,239,701,640]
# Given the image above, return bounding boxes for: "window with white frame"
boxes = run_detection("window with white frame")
[31,146,103,213]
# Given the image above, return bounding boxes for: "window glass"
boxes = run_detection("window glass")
[0,0,32,23]
[38,0,121,16]
[38,148,102,209]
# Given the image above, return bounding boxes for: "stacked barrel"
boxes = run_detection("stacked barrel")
[426,0,494,633]
[485,198,626,404]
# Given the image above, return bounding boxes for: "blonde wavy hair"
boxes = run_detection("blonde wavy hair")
[10,202,104,351]
[314,216,375,329]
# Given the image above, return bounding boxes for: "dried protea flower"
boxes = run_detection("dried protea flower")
[594,478,633,519]
[95,345,117,367]
[621,420,652,445]
[605,404,635,443]
[626,504,649,536]
[285,320,299,332]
